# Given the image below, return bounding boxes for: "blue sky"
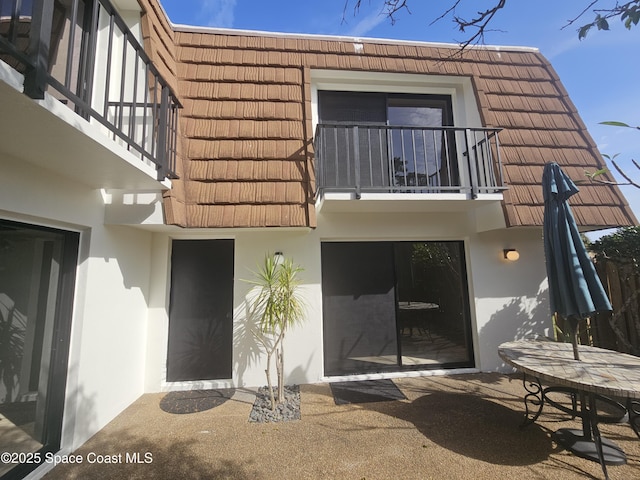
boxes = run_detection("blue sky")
[159,0,640,227]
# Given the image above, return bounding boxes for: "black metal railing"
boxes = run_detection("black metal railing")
[314,124,505,199]
[0,0,180,180]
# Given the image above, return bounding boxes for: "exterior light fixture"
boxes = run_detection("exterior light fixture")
[274,251,284,265]
[503,249,520,261]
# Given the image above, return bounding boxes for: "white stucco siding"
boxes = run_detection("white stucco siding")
[0,154,103,227]
[146,211,552,392]
[69,225,152,446]
[233,232,324,388]
[467,228,551,372]
[0,154,153,452]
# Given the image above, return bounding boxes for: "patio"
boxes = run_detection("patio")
[43,373,640,480]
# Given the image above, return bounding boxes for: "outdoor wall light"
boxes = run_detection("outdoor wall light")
[503,249,520,261]
[274,251,284,265]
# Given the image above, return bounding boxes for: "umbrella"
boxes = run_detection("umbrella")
[542,162,612,360]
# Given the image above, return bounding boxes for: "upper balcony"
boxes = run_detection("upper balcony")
[0,0,180,188]
[313,123,506,214]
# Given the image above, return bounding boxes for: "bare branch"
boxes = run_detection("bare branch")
[346,0,639,46]
[563,0,599,28]
[429,0,463,26]
[344,0,410,25]
[612,159,640,189]
[447,0,508,48]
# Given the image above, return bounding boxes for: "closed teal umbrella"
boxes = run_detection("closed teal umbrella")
[542,162,612,360]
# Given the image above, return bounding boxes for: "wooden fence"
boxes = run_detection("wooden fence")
[590,258,640,355]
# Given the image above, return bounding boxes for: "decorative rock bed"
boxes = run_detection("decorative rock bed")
[249,385,301,423]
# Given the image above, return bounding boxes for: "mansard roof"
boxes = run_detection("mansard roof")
[140,1,636,229]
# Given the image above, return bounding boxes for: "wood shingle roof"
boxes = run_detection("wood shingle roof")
[141,1,636,229]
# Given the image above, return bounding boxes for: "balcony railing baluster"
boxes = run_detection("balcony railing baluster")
[314,124,505,197]
[0,0,180,180]
[64,0,79,89]
[7,0,21,45]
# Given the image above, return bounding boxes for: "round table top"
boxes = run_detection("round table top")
[498,340,640,400]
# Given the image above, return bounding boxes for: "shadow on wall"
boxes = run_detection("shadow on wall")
[93,225,153,303]
[233,266,313,388]
[232,297,263,387]
[478,279,551,369]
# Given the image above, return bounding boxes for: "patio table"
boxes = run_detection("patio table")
[397,301,439,338]
[498,340,640,480]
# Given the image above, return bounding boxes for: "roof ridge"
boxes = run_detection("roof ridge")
[171,24,540,54]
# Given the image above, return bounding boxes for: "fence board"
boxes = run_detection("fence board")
[593,257,640,356]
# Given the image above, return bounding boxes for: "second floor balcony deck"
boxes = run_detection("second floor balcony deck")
[0,0,180,186]
[314,123,506,214]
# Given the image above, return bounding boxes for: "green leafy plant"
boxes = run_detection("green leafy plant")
[589,226,640,263]
[245,254,305,411]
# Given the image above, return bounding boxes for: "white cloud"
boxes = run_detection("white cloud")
[544,24,640,60]
[346,9,386,37]
[199,0,237,28]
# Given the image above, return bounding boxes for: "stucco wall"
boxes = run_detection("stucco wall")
[0,154,153,452]
[468,228,551,371]
[145,210,552,392]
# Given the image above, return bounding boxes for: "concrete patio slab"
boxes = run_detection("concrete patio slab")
[43,373,640,479]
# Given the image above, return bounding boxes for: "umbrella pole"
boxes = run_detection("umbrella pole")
[567,316,581,361]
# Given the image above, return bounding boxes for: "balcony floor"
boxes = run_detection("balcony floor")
[316,191,504,214]
[0,62,169,191]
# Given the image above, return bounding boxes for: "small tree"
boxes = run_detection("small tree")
[246,254,305,411]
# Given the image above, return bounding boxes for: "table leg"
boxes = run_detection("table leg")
[552,391,626,476]
[588,392,609,480]
[628,399,640,439]
[520,374,544,429]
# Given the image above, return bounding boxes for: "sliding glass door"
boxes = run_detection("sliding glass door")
[387,97,458,189]
[321,243,398,376]
[0,220,79,479]
[321,241,473,376]
[317,92,456,192]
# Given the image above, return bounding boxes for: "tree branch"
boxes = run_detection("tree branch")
[344,0,410,25]
[563,0,599,28]
[345,0,639,45]
[612,158,640,189]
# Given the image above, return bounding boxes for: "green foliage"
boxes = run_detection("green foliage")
[411,242,458,271]
[249,254,304,335]
[622,2,640,28]
[245,253,305,410]
[589,226,640,263]
[584,167,609,180]
[576,1,640,39]
[600,121,640,131]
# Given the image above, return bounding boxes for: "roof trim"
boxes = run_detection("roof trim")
[170,23,540,54]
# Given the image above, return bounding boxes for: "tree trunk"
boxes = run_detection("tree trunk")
[276,347,284,403]
[265,349,276,411]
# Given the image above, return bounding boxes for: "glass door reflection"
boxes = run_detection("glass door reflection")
[395,242,473,367]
